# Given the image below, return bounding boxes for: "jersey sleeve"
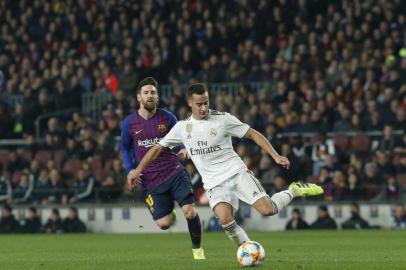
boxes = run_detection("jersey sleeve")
[223,113,250,138]
[159,122,183,149]
[120,119,134,174]
[165,110,178,129]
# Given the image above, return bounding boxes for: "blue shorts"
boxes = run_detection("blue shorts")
[143,170,195,220]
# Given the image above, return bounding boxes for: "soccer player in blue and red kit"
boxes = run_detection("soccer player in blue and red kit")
[121,77,205,259]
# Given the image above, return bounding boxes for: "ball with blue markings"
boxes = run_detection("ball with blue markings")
[236,241,265,267]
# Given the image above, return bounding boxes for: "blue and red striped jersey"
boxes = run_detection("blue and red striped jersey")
[120,108,184,190]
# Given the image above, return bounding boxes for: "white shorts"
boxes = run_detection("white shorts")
[207,170,269,212]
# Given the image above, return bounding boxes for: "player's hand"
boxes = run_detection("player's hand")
[127,169,142,189]
[274,155,290,169]
[177,148,190,159]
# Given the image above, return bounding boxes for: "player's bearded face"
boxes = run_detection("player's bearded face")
[138,85,158,112]
[189,92,209,119]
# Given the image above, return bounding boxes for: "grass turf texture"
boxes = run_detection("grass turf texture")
[0,230,405,270]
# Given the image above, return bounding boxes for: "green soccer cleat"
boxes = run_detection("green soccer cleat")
[171,209,177,225]
[289,182,324,197]
[192,247,206,260]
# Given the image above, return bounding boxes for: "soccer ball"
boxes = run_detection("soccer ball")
[236,241,265,267]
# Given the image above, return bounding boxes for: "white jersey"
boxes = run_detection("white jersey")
[159,110,250,190]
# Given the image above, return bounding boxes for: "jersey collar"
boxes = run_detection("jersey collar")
[191,110,211,122]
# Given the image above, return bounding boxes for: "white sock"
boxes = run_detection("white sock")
[222,220,250,246]
[270,190,294,213]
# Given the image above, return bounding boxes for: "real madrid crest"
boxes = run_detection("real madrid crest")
[186,123,193,139]
[157,124,167,134]
[210,128,217,137]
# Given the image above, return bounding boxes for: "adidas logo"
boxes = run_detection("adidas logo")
[252,191,258,197]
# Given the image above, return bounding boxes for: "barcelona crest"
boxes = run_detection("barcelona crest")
[158,124,167,134]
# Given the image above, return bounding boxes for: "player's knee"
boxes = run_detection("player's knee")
[156,219,172,230]
[218,215,234,225]
[158,222,171,230]
[183,207,197,220]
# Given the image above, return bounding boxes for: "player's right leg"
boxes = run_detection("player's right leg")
[213,202,250,246]
[209,182,250,246]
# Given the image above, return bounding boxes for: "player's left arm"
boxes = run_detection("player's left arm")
[243,128,290,169]
[224,113,289,169]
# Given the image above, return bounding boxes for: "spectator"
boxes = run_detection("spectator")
[341,203,369,229]
[257,155,281,188]
[110,159,126,188]
[0,205,20,233]
[63,138,80,162]
[285,208,309,230]
[0,172,12,204]
[378,125,396,152]
[13,172,34,204]
[79,140,95,161]
[6,151,29,177]
[310,205,337,230]
[32,168,50,203]
[269,176,287,194]
[29,160,41,182]
[346,173,363,201]
[99,176,121,202]
[325,170,347,201]
[45,169,68,205]
[42,208,63,234]
[373,176,404,202]
[362,162,383,186]
[311,134,336,175]
[280,143,301,182]
[63,207,86,233]
[69,169,95,203]
[21,207,42,233]
[119,63,139,96]
[391,204,406,229]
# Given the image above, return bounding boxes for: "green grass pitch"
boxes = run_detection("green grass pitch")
[0,230,405,270]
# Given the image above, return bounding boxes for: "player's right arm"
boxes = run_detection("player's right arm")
[129,121,184,187]
[128,144,164,187]
[120,118,137,185]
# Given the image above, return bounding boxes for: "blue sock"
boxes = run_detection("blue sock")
[187,214,202,249]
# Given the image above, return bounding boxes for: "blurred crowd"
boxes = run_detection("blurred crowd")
[0,0,406,204]
[283,203,406,230]
[0,205,86,234]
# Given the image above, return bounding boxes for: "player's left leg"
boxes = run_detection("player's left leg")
[154,212,175,230]
[237,170,323,216]
[170,170,205,259]
[144,189,175,230]
[257,182,324,215]
[181,203,205,259]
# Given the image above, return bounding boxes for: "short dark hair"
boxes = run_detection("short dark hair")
[52,208,60,216]
[3,205,12,212]
[187,83,208,97]
[351,202,359,210]
[292,208,301,215]
[319,205,328,212]
[29,207,37,214]
[69,207,78,215]
[137,77,158,93]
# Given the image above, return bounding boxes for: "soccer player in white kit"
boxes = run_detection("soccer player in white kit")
[128,83,324,246]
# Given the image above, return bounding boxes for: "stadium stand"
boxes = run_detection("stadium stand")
[0,0,405,204]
